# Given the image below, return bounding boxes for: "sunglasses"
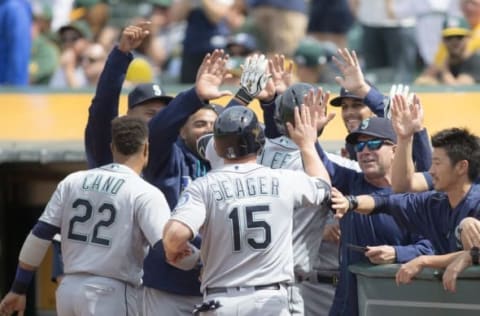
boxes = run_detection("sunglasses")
[61,34,81,43]
[83,56,102,64]
[444,35,466,41]
[354,139,393,152]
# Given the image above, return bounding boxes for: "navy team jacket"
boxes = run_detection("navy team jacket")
[315,144,435,316]
[85,46,207,295]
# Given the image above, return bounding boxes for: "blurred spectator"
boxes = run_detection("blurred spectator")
[173,0,243,83]
[81,42,107,86]
[30,1,60,85]
[0,0,32,86]
[293,37,338,84]
[417,0,480,84]
[51,0,74,32]
[147,0,174,68]
[96,24,120,52]
[246,0,307,57]
[143,0,187,81]
[72,0,109,39]
[225,32,257,57]
[307,0,355,49]
[350,0,417,83]
[392,0,459,68]
[440,24,480,84]
[49,20,93,88]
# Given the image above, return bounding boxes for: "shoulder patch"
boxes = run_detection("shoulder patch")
[176,192,191,209]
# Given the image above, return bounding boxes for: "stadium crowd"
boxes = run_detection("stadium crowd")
[2,0,480,87]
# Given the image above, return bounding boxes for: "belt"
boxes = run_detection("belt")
[205,283,281,295]
[295,273,339,287]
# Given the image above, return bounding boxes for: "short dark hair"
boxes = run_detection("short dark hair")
[431,128,480,181]
[111,116,148,156]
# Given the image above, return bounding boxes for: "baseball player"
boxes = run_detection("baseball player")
[258,82,358,315]
[163,105,331,316]
[51,20,174,277]
[84,21,234,315]
[48,22,175,314]
[257,83,333,315]
[0,116,171,316]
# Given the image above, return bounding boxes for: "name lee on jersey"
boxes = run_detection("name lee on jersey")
[82,174,126,195]
[209,176,280,201]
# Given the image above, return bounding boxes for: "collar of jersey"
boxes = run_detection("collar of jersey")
[100,163,138,175]
[270,136,298,149]
[215,162,263,172]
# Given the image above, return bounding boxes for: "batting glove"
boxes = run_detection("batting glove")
[385,84,414,119]
[235,54,269,104]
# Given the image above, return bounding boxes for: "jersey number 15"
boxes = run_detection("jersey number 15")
[228,205,271,252]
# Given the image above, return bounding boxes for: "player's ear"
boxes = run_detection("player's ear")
[142,141,149,168]
[143,141,149,158]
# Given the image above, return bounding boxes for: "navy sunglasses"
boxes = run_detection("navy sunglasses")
[354,139,393,152]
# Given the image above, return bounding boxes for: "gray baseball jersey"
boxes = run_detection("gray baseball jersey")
[171,163,330,292]
[39,163,170,287]
[257,136,331,276]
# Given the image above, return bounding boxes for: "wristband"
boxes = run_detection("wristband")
[234,87,253,105]
[471,246,479,265]
[11,266,34,294]
[346,195,358,212]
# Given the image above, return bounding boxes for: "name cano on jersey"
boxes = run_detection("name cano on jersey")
[209,176,280,201]
[81,173,126,195]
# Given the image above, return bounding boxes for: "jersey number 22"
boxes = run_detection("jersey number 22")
[67,198,116,246]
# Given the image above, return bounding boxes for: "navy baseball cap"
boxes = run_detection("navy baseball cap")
[330,80,374,107]
[346,117,397,144]
[128,83,173,109]
[330,87,363,106]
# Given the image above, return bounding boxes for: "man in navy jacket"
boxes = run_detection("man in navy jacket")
[85,22,232,315]
[314,117,434,316]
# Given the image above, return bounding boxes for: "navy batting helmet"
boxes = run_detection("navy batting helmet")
[214,106,264,159]
[274,82,314,135]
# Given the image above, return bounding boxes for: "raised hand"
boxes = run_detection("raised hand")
[118,21,152,53]
[333,48,370,98]
[385,84,413,119]
[391,93,424,140]
[268,54,294,95]
[0,292,26,316]
[235,54,271,104]
[195,49,232,101]
[302,87,335,133]
[286,104,318,150]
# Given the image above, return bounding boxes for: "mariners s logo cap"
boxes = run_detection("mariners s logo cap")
[128,83,174,109]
